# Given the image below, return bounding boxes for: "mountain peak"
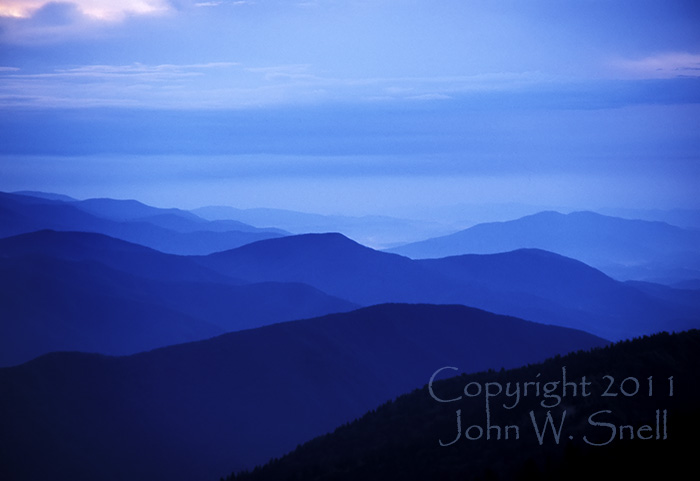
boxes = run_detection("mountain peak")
[214,231,367,256]
[388,210,700,283]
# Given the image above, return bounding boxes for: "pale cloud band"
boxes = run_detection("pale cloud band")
[611,52,700,79]
[0,61,554,109]
[0,0,259,19]
[195,1,253,7]
[0,0,170,21]
[2,57,699,110]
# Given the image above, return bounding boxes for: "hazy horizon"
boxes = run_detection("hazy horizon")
[1,1,699,218]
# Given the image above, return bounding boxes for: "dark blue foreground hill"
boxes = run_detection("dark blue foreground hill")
[223,329,700,481]
[0,303,607,481]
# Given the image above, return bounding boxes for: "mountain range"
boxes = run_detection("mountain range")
[0,230,356,367]
[388,210,700,284]
[1,193,698,365]
[199,232,700,341]
[1,191,285,255]
[1,227,697,367]
[1,190,698,480]
[0,303,608,481]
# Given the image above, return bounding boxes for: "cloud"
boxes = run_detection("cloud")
[407,93,451,101]
[2,58,699,111]
[0,60,431,108]
[0,1,174,44]
[244,64,317,81]
[194,1,253,7]
[52,62,239,78]
[0,1,44,19]
[0,1,170,21]
[610,52,700,79]
[0,62,242,108]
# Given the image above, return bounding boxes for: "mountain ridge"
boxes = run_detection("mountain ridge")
[191,204,456,249]
[0,303,608,481]
[0,230,357,366]
[199,232,700,341]
[0,191,285,255]
[388,210,700,284]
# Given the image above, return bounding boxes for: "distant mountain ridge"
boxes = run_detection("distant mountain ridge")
[0,191,286,255]
[388,210,700,284]
[0,303,608,481]
[599,206,700,230]
[199,232,700,341]
[192,204,456,249]
[13,190,78,202]
[73,197,288,235]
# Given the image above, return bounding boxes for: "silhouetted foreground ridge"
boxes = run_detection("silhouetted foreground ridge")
[224,329,700,481]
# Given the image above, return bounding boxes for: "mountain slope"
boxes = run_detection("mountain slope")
[388,210,700,283]
[0,231,357,366]
[224,329,700,481]
[0,229,241,284]
[416,249,700,339]
[0,303,608,481]
[200,233,700,340]
[0,254,225,366]
[202,233,450,305]
[0,191,284,254]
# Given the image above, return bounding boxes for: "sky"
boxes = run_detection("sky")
[0,0,699,218]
